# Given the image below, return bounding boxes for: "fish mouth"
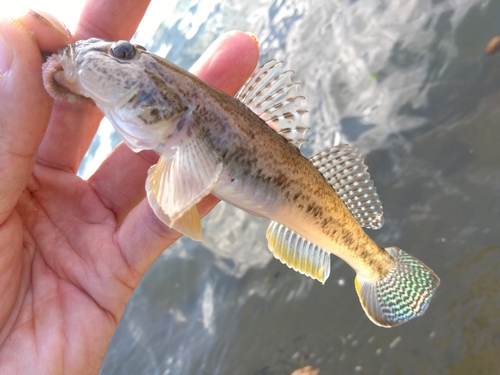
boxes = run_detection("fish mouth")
[57,43,75,79]
[42,43,93,104]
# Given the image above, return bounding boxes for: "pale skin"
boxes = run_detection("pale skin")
[0,1,259,373]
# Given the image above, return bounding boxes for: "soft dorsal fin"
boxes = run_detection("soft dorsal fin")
[310,144,385,230]
[235,60,308,148]
[266,221,331,284]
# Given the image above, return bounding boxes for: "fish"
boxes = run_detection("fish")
[42,38,440,327]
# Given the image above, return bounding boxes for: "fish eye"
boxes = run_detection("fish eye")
[110,41,137,60]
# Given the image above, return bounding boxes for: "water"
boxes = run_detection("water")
[93,0,500,373]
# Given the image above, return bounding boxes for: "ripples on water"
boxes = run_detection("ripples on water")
[92,0,500,373]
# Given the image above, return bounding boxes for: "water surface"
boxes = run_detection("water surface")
[92,0,500,373]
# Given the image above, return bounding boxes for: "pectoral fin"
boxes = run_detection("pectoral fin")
[170,205,203,242]
[146,136,223,241]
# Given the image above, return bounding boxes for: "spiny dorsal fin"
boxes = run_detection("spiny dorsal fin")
[266,221,330,284]
[235,60,308,149]
[310,144,384,230]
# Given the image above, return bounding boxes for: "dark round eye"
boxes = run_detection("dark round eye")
[110,41,137,59]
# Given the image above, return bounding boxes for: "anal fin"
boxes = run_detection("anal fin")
[266,221,330,284]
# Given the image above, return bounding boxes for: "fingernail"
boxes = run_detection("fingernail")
[0,30,13,77]
[245,32,260,47]
[29,9,70,38]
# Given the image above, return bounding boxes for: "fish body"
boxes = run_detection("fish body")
[43,38,439,327]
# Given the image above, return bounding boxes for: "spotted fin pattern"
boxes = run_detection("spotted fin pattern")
[266,221,330,284]
[355,247,440,327]
[310,144,384,230]
[235,60,308,148]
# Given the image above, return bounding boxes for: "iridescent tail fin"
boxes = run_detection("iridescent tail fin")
[354,247,440,327]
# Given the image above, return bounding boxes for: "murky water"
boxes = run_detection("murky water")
[93,0,500,373]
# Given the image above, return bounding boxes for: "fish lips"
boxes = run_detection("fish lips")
[57,43,77,83]
[52,43,84,98]
[57,38,108,84]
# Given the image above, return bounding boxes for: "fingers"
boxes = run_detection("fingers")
[0,18,52,223]
[34,0,151,173]
[76,0,151,41]
[114,31,260,274]
[117,194,220,276]
[190,31,260,93]
[16,10,72,53]
[88,144,153,225]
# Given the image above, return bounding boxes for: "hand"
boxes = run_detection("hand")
[0,1,259,373]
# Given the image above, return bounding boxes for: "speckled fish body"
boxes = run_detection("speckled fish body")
[42,38,440,327]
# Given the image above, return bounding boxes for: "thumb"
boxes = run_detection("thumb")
[0,18,52,224]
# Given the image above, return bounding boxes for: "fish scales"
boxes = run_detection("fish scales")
[42,37,439,327]
[142,52,392,277]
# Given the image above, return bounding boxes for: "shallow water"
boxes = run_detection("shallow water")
[93,0,500,373]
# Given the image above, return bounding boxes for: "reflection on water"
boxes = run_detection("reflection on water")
[94,0,500,373]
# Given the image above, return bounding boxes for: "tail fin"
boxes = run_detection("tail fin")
[354,247,440,327]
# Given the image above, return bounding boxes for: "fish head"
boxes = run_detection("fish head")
[53,38,188,151]
[55,38,145,106]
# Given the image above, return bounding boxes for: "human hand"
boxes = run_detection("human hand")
[0,1,259,373]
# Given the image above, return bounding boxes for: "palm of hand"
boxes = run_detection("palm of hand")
[3,168,132,373]
[0,3,258,374]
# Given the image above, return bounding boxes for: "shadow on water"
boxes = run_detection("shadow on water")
[92,0,500,373]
